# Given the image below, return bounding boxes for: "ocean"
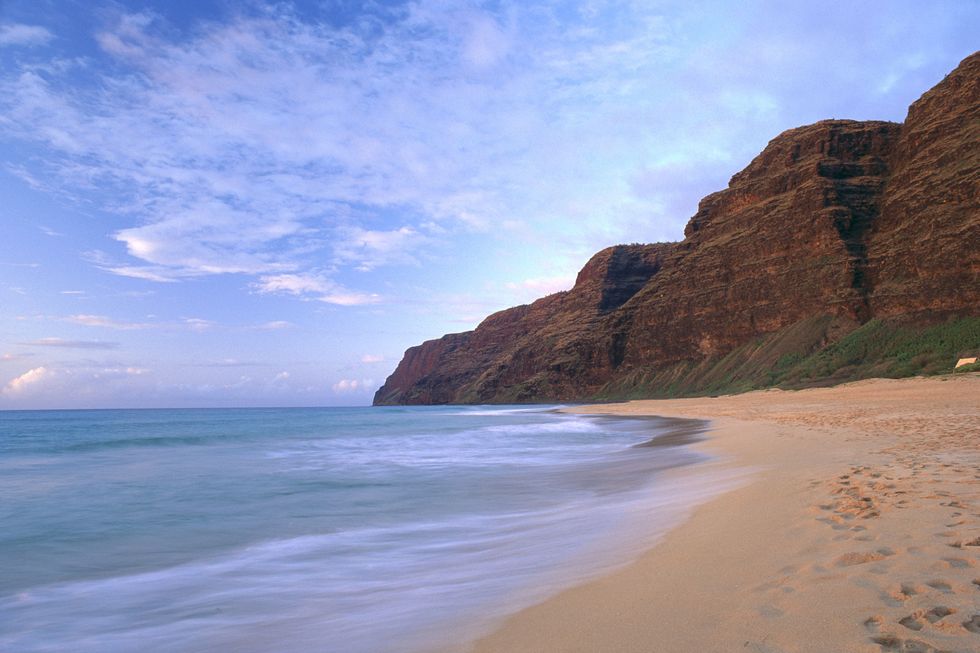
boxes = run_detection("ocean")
[0,406,737,653]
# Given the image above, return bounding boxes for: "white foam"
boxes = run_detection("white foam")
[0,407,740,653]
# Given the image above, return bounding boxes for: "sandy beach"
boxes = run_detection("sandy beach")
[471,375,980,653]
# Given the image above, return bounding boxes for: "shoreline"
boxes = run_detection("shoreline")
[469,375,980,653]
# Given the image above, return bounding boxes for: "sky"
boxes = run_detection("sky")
[0,1,977,409]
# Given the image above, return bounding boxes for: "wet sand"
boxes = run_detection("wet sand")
[471,375,980,653]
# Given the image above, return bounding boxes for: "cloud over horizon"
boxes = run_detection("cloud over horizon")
[0,0,975,409]
[21,338,120,350]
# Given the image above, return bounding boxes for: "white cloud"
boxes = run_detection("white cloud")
[253,273,380,306]
[253,273,330,296]
[361,354,384,364]
[1,364,150,404]
[505,275,576,297]
[461,12,511,69]
[273,371,290,382]
[102,265,182,283]
[194,358,260,368]
[332,378,375,393]
[318,290,381,307]
[183,318,215,332]
[3,366,49,394]
[90,366,150,378]
[67,314,151,330]
[333,226,431,272]
[0,24,53,47]
[254,320,292,330]
[22,337,119,350]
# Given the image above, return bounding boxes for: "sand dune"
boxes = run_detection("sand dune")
[470,375,980,653]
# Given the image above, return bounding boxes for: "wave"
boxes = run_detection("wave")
[60,434,231,452]
[0,406,739,653]
[1,463,748,653]
[444,406,566,416]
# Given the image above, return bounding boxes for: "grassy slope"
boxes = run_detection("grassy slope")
[600,315,980,400]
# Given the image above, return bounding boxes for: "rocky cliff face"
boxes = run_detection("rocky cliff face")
[866,52,980,318]
[375,52,980,406]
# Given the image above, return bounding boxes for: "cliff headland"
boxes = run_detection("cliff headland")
[376,52,979,405]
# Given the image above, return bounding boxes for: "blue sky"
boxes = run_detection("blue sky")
[0,0,977,409]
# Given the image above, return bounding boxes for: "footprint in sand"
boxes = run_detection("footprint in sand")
[925,579,953,592]
[898,607,956,631]
[871,634,941,652]
[940,557,974,569]
[964,614,980,634]
[818,516,852,530]
[898,616,924,631]
[948,536,980,549]
[835,548,895,567]
[942,500,969,509]
[864,615,884,633]
[888,583,922,602]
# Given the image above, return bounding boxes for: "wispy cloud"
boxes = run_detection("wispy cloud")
[253,320,293,330]
[21,337,119,350]
[0,23,53,47]
[192,359,264,368]
[361,354,384,364]
[505,275,576,298]
[0,3,688,299]
[253,273,380,306]
[182,318,215,332]
[0,2,974,317]
[66,314,151,330]
[333,226,432,272]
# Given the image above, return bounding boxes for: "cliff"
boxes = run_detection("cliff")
[375,52,980,406]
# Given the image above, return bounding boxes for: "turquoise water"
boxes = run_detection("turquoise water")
[0,406,729,652]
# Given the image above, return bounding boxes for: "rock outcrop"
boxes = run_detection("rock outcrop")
[375,52,980,405]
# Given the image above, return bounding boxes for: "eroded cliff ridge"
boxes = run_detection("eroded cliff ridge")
[375,52,980,405]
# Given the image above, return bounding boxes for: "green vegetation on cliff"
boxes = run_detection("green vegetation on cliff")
[600,316,980,400]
